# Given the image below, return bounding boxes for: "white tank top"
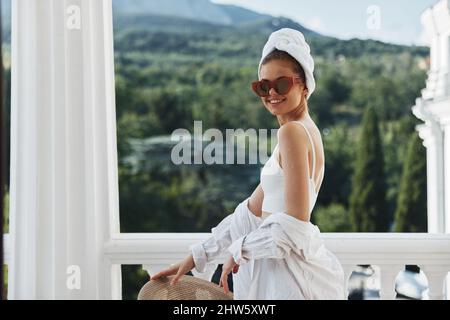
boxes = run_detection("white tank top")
[260,120,320,219]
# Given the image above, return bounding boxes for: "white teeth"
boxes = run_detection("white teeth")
[269,99,284,104]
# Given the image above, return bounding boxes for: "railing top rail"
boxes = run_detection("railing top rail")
[97,232,450,267]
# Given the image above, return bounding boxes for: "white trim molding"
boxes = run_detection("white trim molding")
[413,0,450,234]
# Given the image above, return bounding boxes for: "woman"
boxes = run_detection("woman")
[151,28,346,300]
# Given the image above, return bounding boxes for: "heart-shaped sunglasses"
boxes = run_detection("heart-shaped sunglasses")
[251,76,303,97]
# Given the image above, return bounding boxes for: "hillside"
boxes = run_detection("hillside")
[113,12,429,65]
[112,0,273,26]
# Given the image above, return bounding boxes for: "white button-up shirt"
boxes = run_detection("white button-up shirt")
[190,197,346,300]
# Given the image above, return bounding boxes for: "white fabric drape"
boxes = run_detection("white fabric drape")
[9,0,120,299]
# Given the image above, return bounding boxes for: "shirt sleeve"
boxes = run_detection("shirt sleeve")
[189,213,234,273]
[227,222,292,266]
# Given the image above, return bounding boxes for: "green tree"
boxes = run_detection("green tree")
[349,107,389,232]
[320,125,355,207]
[394,133,427,232]
[314,203,353,232]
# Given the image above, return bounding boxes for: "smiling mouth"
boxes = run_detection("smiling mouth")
[267,98,286,105]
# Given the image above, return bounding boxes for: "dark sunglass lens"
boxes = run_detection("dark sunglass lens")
[275,78,291,94]
[256,81,270,96]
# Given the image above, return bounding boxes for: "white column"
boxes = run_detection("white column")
[421,265,450,300]
[447,34,450,97]
[379,265,403,300]
[415,122,445,233]
[443,121,450,234]
[342,265,355,300]
[414,1,450,299]
[8,0,120,299]
[442,119,450,301]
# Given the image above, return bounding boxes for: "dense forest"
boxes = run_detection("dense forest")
[112,13,428,233]
[2,7,429,299]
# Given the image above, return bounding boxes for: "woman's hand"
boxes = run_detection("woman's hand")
[150,254,196,286]
[219,255,240,294]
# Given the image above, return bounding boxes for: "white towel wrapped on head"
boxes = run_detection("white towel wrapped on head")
[258,28,316,100]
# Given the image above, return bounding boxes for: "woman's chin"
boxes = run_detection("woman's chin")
[264,103,290,115]
[268,106,284,114]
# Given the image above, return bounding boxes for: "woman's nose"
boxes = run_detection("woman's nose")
[268,87,278,96]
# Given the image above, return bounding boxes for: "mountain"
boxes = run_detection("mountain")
[113,0,231,25]
[112,0,272,26]
[207,3,272,25]
[113,12,321,40]
[239,16,323,38]
[111,0,320,37]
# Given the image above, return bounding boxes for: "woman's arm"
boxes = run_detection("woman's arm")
[278,121,311,222]
[190,184,265,273]
[228,123,314,265]
[227,221,292,265]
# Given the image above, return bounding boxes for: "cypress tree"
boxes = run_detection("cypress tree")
[394,133,427,232]
[349,107,389,232]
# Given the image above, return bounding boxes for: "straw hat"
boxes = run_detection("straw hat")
[138,275,234,300]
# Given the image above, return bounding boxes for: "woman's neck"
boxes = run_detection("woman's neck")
[278,109,310,126]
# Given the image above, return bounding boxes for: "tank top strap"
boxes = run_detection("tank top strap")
[292,121,316,179]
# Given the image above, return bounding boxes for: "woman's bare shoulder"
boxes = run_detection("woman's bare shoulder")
[277,121,310,148]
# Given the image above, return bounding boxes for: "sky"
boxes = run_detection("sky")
[212,0,440,46]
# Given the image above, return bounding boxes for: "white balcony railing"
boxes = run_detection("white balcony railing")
[4,233,450,299]
[104,232,450,300]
